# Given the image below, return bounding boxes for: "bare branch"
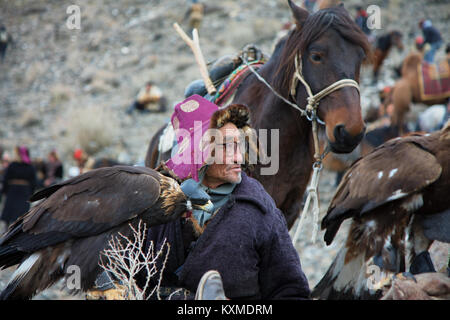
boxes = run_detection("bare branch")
[99,220,171,300]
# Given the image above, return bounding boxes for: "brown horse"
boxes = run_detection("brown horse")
[391,51,450,134]
[372,31,403,81]
[146,2,370,229]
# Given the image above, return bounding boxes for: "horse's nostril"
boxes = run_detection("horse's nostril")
[333,124,364,144]
[334,124,346,142]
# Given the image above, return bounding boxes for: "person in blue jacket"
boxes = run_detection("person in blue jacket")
[419,19,443,63]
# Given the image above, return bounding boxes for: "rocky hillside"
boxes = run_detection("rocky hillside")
[1,0,448,164]
[0,0,299,164]
[0,0,448,299]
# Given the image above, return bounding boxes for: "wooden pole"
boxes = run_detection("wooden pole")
[173,23,216,96]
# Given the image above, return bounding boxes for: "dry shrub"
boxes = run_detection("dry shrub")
[62,105,119,155]
[49,84,74,107]
[99,221,174,300]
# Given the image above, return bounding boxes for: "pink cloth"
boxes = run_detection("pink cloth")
[166,95,219,181]
[18,146,31,164]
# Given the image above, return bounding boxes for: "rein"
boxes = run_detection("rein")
[242,52,361,244]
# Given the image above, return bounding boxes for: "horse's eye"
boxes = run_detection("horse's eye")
[310,53,322,62]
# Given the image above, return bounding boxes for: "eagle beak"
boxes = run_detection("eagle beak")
[192,199,214,213]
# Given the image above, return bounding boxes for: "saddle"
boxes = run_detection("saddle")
[184,44,267,106]
[418,58,450,101]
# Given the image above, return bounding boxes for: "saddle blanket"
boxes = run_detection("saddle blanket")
[418,59,450,101]
[213,60,264,107]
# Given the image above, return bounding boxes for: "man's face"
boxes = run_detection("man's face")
[203,122,243,188]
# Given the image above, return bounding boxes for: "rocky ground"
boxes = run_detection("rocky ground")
[0,0,449,299]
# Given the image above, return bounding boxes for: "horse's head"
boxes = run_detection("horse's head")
[280,1,371,154]
[391,30,404,51]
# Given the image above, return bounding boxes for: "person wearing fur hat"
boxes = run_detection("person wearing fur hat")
[132,95,311,300]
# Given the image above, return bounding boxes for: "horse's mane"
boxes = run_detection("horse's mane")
[273,5,371,97]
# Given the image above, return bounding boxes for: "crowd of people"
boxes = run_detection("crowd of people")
[0,146,103,231]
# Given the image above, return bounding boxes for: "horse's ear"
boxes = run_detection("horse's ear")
[288,0,309,27]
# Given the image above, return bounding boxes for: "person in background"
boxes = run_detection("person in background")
[0,147,4,203]
[0,23,12,63]
[0,151,10,185]
[0,149,10,234]
[419,19,443,63]
[354,6,371,37]
[415,36,425,52]
[32,157,47,189]
[1,146,37,226]
[126,81,167,114]
[73,148,95,176]
[186,0,204,32]
[303,0,317,13]
[43,150,63,187]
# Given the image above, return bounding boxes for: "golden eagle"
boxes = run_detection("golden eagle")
[312,121,450,299]
[0,166,211,299]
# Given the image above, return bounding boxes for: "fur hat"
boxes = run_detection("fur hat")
[209,103,250,130]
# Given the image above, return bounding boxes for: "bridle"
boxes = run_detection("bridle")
[242,51,361,244]
[243,52,360,160]
[290,53,360,161]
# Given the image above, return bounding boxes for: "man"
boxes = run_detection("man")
[43,150,63,187]
[187,0,204,32]
[354,6,371,37]
[136,95,310,300]
[72,148,94,176]
[419,19,443,63]
[126,81,167,114]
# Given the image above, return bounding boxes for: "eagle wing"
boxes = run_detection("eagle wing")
[322,134,442,245]
[1,166,162,253]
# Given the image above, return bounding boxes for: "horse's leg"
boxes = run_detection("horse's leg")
[373,49,388,81]
[145,144,158,168]
[145,126,165,168]
[279,187,304,230]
